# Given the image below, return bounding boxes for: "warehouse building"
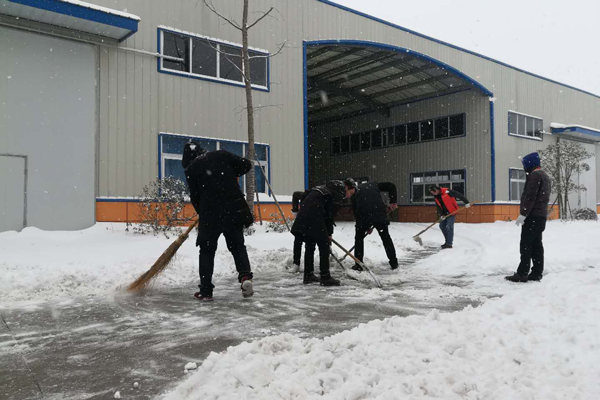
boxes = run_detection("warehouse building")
[1,0,599,232]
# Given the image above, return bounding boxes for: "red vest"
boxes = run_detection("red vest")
[434,188,459,214]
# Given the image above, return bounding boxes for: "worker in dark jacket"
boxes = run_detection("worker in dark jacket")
[182,142,255,301]
[506,152,551,283]
[290,190,310,272]
[429,185,471,249]
[291,181,345,286]
[343,179,399,270]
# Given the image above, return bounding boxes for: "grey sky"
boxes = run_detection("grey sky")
[332,0,600,96]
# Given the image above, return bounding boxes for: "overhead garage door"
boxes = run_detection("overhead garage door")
[0,26,96,231]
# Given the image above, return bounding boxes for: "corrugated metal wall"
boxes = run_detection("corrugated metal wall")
[85,0,599,202]
[310,90,490,203]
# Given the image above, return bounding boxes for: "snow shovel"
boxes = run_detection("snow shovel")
[331,239,383,289]
[329,248,360,282]
[412,203,474,246]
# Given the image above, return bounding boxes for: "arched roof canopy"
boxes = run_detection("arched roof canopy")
[306,40,493,125]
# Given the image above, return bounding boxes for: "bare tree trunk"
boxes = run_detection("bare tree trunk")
[242,0,256,217]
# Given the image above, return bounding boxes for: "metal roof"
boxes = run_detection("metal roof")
[551,125,600,143]
[307,45,488,125]
[0,0,139,42]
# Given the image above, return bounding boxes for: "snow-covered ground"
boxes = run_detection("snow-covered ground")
[1,219,599,399]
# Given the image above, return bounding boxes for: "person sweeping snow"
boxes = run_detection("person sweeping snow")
[291,181,346,286]
[182,142,255,301]
[429,185,471,249]
[343,179,399,271]
[505,152,551,283]
[289,190,310,273]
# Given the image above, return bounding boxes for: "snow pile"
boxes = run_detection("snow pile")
[164,267,600,400]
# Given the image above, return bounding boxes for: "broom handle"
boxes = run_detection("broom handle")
[253,154,290,231]
[413,202,479,237]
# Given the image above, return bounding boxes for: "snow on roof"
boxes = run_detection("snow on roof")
[550,122,600,133]
[58,0,141,20]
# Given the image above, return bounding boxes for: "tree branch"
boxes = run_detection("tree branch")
[247,7,274,29]
[203,0,242,30]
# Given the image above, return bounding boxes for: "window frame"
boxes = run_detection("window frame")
[159,132,270,195]
[508,111,544,141]
[410,169,467,204]
[158,27,270,92]
[508,168,527,202]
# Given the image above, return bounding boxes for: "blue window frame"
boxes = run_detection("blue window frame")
[158,27,269,91]
[159,133,269,194]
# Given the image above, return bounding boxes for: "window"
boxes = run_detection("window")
[407,122,420,143]
[360,131,371,151]
[509,111,543,140]
[160,28,269,90]
[509,169,527,201]
[329,113,466,155]
[411,170,466,203]
[449,114,465,137]
[331,136,341,155]
[160,134,270,194]
[371,129,383,148]
[350,133,360,152]
[163,32,190,72]
[435,117,449,139]
[394,124,407,145]
[420,119,434,141]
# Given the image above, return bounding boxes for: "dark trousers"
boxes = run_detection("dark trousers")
[517,216,546,277]
[300,236,330,276]
[197,226,252,296]
[355,222,398,268]
[293,236,303,266]
[439,215,455,246]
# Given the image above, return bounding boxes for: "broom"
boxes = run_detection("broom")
[127,219,199,292]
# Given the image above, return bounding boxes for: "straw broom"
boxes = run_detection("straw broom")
[127,219,199,292]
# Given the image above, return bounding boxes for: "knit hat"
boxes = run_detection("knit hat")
[521,152,541,171]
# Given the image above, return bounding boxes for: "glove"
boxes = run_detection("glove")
[465,203,471,209]
[387,203,398,212]
[291,210,298,217]
[515,215,526,226]
[367,228,373,235]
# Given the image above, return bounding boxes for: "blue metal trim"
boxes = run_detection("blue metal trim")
[316,0,600,100]
[157,134,162,180]
[157,28,270,93]
[267,144,272,196]
[156,27,161,74]
[551,126,600,138]
[303,42,309,190]
[306,40,493,97]
[490,101,496,202]
[10,0,139,41]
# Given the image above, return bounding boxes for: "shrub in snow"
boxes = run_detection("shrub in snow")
[266,213,292,233]
[571,208,598,221]
[132,177,195,238]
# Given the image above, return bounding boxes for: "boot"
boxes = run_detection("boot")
[351,264,363,272]
[505,273,528,283]
[193,292,213,301]
[441,244,453,249]
[528,273,543,282]
[390,260,399,270]
[241,275,254,298]
[320,273,341,286]
[303,273,320,284]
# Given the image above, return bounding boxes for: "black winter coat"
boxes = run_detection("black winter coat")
[184,150,254,236]
[291,190,310,213]
[520,169,551,217]
[291,186,339,242]
[351,182,397,228]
